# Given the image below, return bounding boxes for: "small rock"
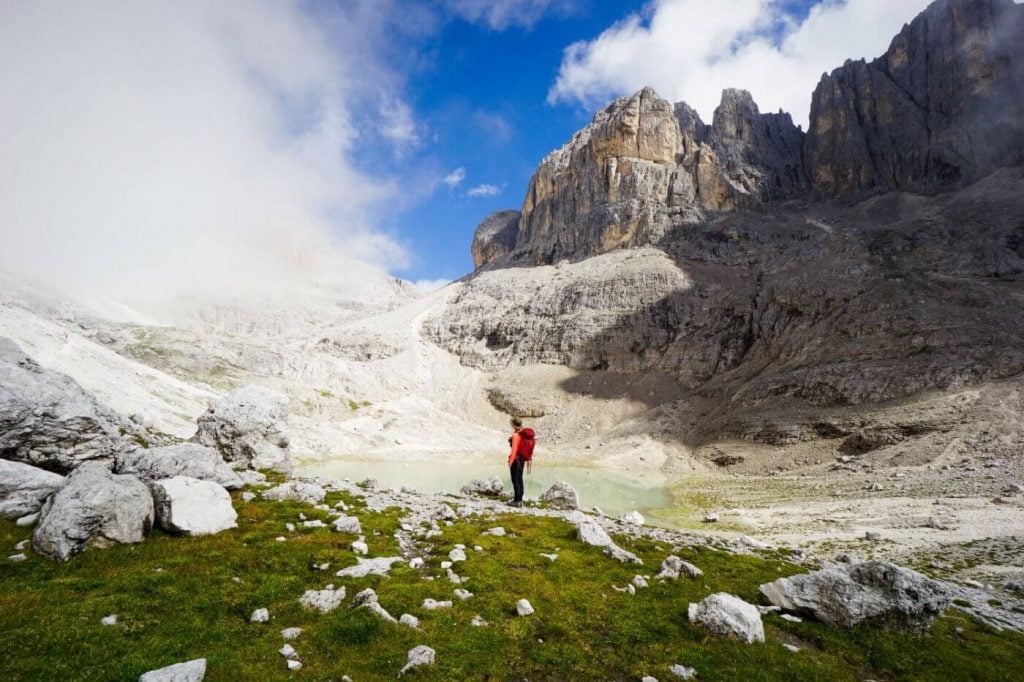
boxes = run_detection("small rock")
[302,520,325,529]
[449,547,467,562]
[286,659,302,671]
[101,614,117,626]
[484,526,506,536]
[278,644,298,660]
[241,492,255,502]
[335,556,403,578]
[351,540,369,555]
[14,540,28,551]
[280,627,302,640]
[780,614,802,623]
[687,593,765,643]
[539,553,558,562]
[441,561,453,570]
[332,515,362,534]
[864,531,882,542]
[15,512,39,527]
[627,584,636,595]
[250,608,270,623]
[539,480,580,510]
[669,663,697,679]
[138,658,207,682]
[702,513,719,523]
[454,588,473,600]
[474,545,484,552]
[275,536,286,542]
[471,614,488,627]
[7,553,27,563]
[409,557,425,569]
[399,613,421,629]
[299,586,346,613]
[632,575,649,589]
[285,523,295,532]
[642,677,658,682]
[782,643,800,653]
[620,511,645,526]
[399,645,435,675]
[422,598,453,610]
[517,599,534,616]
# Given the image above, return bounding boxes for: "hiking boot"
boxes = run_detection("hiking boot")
[509,500,523,508]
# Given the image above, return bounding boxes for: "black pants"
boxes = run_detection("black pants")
[510,458,525,502]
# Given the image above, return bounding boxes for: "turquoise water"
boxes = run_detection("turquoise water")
[297,459,673,520]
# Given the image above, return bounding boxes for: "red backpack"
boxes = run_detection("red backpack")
[517,428,536,462]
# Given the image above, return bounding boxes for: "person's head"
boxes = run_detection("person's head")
[510,417,523,431]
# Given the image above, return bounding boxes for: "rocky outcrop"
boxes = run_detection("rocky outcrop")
[32,462,154,561]
[804,0,1024,197]
[192,385,292,473]
[0,459,64,518]
[498,87,808,266]
[759,561,951,630]
[151,476,237,536]
[0,338,129,473]
[471,210,521,268]
[115,443,243,490]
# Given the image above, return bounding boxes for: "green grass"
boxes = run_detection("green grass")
[2,489,1023,681]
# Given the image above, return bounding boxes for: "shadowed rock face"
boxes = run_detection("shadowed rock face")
[804,0,1024,197]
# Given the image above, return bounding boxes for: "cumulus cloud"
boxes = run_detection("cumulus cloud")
[548,0,932,127]
[443,167,467,189]
[446,0,576,30]
[0,0,415,306]
[467,184,504,197]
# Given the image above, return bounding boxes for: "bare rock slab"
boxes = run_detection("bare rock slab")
[567,511,641,564]
[32,463,153,562]
[300,585,346,613]
[138,658,207,682]
[759,560,950,630]
[151,476,236,536]
[335,556,403,578]
[688,593,765,643]
[0,459,64,519]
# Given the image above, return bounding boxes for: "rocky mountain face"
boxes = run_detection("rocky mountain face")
[474,0,1023,270]
[435,0,1024,464]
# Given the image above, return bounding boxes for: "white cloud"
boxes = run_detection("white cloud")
[379,97,421,150]
[443,167,467,189]
[548,0,932,128]
[467,184,504,197]
[446,0,576,30]
[411,278,453,292]
[0,0,416,305]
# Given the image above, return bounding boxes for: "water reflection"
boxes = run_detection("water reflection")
[297,459,673,520]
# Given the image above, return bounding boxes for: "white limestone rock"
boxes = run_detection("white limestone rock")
[151,476,237,536]
[280,627,302,640]
[32,463,154,562]
[331,515,362,534]
[0,460,64,519]
[399,613,421,629]
[400,645,435,675]
[669,663,697,679]
[454,588,473,601]
[449,547,467,562]
[250,608,269,623]
[335,556,403,578]
[138,658,207,682]
[261,480,326,506]
[0,338,130,474]
[517,599,535,616]
[300,585,346,613]
[483,526,506,536]
[460,477,504,496]
[539,481,580,510]
[687,593,765,643]
[567,511,641,564]
[115,444,242,490]
[191,385,292,473]
[620,511,645,526]
[422,598,452,610]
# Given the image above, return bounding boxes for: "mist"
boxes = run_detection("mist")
[0,1,410,307]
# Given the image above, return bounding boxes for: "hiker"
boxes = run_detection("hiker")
[507,417,535,507]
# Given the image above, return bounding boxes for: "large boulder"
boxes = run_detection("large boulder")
[261,480,326,505]
[0,338,128,473]
[32,463,154,561]
[0,459,64,518]
[539,481,579,510]
[151,476,237,536]
[191,385,291,473]
[115,444,243,490]
[759,560,951,631]
[471,210,521,268]
[687,593,765,643]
